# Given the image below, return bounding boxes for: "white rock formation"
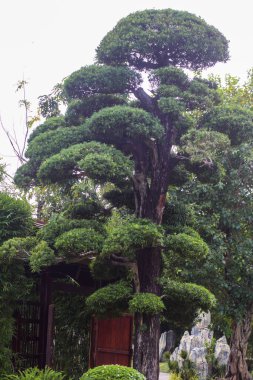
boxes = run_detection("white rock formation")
[170,312,230,380]
[215,336,230,366]
[159,330,176,360]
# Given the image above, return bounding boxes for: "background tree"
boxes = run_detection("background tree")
[170,73,253,380]
[12,9,229,380]
[210,69,253,110]
[0,169,33,374]
[0,80,40,164]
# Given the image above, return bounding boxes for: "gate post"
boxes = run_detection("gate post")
[38,270,52,368]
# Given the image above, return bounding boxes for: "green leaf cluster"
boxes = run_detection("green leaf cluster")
[85,281,132,317]
[152,68,220,114]
[201,105,253,145]
[54,228,104,258]
[30,241,55,272]
[86,105,163,144]
[0,237,37,263]
[28,116,66,144]
[38,142,133,186]
[64,65,141,99]
[129,293,165,315]
[37,214,104,247]
[102,215,163,259]
[164,232,209,269]
[0,194,33,245]
[161,280,216,331]
[181,129,230,164]
[65,95,126,126]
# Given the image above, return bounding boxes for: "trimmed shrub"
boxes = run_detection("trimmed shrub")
[80,365,146,380]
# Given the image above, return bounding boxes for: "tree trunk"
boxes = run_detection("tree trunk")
[133,313,160,380]
[130,112,175,379]
[133,247,161,380]
[226,310,253,380]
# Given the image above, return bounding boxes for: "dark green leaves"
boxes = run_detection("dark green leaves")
[162,280,216,311]
[85,281,132,317]
[86,105,163,143]
[97,9,229,70]
[129,293,165,315]
[54,227,104,258]
[164,232,209,269]
[28,116,66,143]
[103,214,163,259]
[65,95,127,126]
[161,280,216,331]
[200,105,253,145]
[64,65,141,99]
[38,142,133,186]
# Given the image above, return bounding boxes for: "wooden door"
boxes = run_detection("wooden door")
[90,315,133,368]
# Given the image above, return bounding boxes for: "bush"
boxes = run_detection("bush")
[3,367,66,380]
[80,365,146,380]
[168,351,198,380]
[170,374,182,380]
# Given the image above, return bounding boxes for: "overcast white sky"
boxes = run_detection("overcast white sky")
[0,0,253,174]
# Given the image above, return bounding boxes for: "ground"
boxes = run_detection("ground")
[159,372,169,380]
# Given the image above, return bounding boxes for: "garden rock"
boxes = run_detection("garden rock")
[170,312,230,380]
[215,336,230,366]
[159,330,176,359]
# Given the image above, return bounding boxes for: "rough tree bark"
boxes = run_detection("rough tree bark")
[226,307,253,380]
[133,247,161,380]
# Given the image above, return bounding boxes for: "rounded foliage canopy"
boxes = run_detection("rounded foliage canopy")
[85,281,132,316]
[200,105,253,146]
[63,65,141,99]
[86,105,163,144]
[38,142,133,186]
[129,293,165,315]
[96,9,229,70]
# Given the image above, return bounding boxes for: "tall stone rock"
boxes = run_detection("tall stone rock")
[170,312,230,380]
[159,330,176,360]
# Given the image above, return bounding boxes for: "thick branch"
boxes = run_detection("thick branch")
[134,87,156,114]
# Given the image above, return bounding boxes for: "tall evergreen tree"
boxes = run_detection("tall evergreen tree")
[13,9,229,380]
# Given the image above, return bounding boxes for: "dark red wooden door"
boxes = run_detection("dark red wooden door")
[90,315,133,368]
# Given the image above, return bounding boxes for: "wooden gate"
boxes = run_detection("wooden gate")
[12,301,41,369]
[90,315,133,368]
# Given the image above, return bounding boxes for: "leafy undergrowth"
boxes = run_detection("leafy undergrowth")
[160,362,170,373]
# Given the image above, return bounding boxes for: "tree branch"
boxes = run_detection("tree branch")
[133,87,156,114]
[111,253,133,263]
